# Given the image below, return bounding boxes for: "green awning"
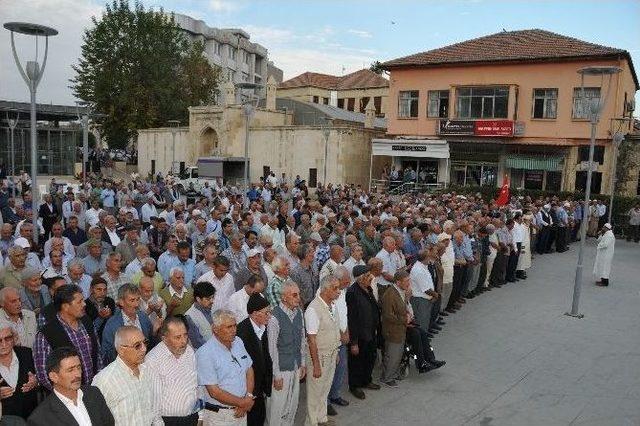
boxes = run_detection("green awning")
[505,155,564,171]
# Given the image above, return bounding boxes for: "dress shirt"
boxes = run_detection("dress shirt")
[146,341,198,421]
[227,288,251,322]
[174,258,197,287]
[195,335,252,406]
[124,258,143,280]
[121,310,142,330]
[54,388,92,426]
[100,189,115,208]
[0,350,19,388]
[266,274,286,307]
[267,304,306,376]
[304,296,335,334]
[197,271,235,312]
[105,228,121,247]
[409,261,434,300]
[194,260,214,280]
[0,309,37,348]
[101,271,128,300]
[289,263,318,307]
[512,223,525,243]
[66,274,93,299]
[375,248,398,286]
[157,251,178,282]
[251,318,265,341]
[141,203,158,223]
[92,356,154,426]
[319,258,340,283]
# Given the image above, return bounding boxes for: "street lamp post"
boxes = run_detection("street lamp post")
[167,120,180,174]
[235,82,262,208]
[4,22,58,244]
[607,132,624,224]
[5,113,19,197]
[76,101,91,190]
[322,119,331,185]
[567,65,621,318]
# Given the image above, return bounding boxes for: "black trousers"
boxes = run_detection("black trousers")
[162,413,199,426]
[348,338,377,389]
[448,265,466,308]
[556,227,567,252]
[537,227,549,254]
[429,298,441,328]
[627,225,640,242]
[406,326,436,368]
[247,395,266,426]
[546,227,557,252]
[477,259,488,288]
[506,245,520,281]
[490,252,507,286]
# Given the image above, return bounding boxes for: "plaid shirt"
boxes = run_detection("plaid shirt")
[34,314,102,390]
[314,243,331,273]
[266,274,286,307]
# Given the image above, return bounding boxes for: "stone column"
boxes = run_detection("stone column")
[364,100,376,129]
[266,75,277,111]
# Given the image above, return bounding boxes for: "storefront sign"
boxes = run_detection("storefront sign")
[474,120,514,136]
[438,119,515,137]
[391,145,427,152]
[438,120,475,135]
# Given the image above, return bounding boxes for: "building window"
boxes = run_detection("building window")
[243,51,250,64]
[241,72,249,82]
[450,162,498,187]
[532,88,558,119]
[312,96,319,104]
[427,90,449,118]
[213,42,222,56]
[337,98,344,109]
[347,98,355,112]
[322,97,329,105]
[229,47,237,60]
[577,145,605,165]
[572,87,600,119]
[360,97,370,113]
[309,168,318,188]
[456,86,508,119]
[546,171,562,192]
[374,96,382,115]
[398,90,419,118]
[575,171,602,194]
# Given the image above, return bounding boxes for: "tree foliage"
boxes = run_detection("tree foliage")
[71,0,221,149]
[369,60,385,75]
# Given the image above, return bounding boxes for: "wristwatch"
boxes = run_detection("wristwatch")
[246,392,255,399]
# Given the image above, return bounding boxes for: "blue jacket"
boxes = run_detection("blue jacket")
[100,308,153,363]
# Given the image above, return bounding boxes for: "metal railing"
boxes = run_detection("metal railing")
[371,179,445,195]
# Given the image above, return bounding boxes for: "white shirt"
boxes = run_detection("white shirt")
[409,261,434,300]
[376,249,398,286]
[0,351,19,388]
[92,357,154,426]
[227,288,251,322]
[146,341,198,421]
[141,203,158,223]
[105,228,121,247]
[511,222,525,244]
[251,318,265,340]
[54,388,92,426]
[304,296,335,335]
[122,310,142,330]
[197,271,235,312]
[342,257,365,281]
[85,208,103,228]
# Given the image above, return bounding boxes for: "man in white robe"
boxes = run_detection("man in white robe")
[593,223,615,287]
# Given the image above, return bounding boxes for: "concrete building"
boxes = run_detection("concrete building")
[137,77,387,189]
[377,29,638,195]
[173,13,283,86]
[278,69,389,117]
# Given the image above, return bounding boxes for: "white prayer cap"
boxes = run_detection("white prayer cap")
[604,223,612,229]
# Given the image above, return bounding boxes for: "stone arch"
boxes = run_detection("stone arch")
[199,126,219,157]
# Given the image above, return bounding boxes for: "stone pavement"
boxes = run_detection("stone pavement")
[294,239,640,426]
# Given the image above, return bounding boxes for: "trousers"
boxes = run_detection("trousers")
[328,344,347,400]
[203,409,246,426]
[348,338,377,389]
[306,350,337,425]
[440,280,453,312]
[380,340,404,383]
[268,369,299,426]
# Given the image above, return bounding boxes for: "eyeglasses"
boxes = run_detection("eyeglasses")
[120,340,148,350]
[0,336,14,344]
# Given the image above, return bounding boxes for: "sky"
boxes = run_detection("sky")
[1,0,639,107]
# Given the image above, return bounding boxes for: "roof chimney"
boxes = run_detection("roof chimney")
[266,75,277,111]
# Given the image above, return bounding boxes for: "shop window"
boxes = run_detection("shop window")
[312,96,319,104]
[456,86,508,119]
[347,98,355,112]
[309,168,317,188]
[546,171,562,192]
[398,90,419,118]
[450,162,498,187]
[532,88,558,119]
[427,90,449,118]
[578,146,605,165]
[374,96,382,115]
[575,171,602,194]
[322,97,329,105]
[572,87,600,119]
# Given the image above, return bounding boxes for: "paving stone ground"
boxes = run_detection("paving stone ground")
[294,238,640,426]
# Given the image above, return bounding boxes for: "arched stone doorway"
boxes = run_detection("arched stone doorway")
[199,127,219,157]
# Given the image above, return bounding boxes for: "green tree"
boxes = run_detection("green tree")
[71,0,220,149]
[369,60,384,75]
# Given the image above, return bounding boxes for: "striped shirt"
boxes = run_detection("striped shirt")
[92,356,154,426]
[145,341,198,420]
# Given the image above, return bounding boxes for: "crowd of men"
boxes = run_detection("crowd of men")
[0,171,624,425]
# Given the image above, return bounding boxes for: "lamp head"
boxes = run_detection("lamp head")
[4,22,58,37]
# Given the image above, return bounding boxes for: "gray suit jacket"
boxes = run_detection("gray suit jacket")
[27,385,114,426]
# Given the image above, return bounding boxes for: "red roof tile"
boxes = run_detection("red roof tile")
[279,69,388,90]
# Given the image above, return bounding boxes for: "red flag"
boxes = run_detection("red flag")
[496,175,510,206]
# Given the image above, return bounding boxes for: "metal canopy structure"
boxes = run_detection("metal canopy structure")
[371,138,450,158]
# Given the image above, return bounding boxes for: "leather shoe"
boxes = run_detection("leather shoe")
[330,397,349,407]
[350,388,366,400]
[439,311,449,317]
[436,319,446,325]
[428,328,439,335]
[327,404,338,416]
[426,332,435,338]
[431,324,442,331]
[365,382,381,390]
[431,360,446,369]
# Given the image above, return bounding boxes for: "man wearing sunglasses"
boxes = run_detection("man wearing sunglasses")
[93,325,153,425]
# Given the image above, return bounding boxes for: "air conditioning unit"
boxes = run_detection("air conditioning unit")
[626,99,636,113]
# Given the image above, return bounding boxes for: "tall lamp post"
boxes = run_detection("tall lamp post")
[322,119,331,185]
[567,65,621,318]
[5,113,19,197]
[235,82,262,208]
[607,131,624,224]
[76,101,91,190]
[167,119,180,174]
[4,22,58,244]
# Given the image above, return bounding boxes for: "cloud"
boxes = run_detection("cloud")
[0,0,103,105]
[208,0,241,13]
[241,25,294,46]
[347,29,372,39]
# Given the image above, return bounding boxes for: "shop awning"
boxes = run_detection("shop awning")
[505,155,564,171]
[372,139,449,159]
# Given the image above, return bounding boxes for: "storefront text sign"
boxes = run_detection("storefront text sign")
[438,119,515,137]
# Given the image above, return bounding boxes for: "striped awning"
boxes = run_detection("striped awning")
[505,155,564,171]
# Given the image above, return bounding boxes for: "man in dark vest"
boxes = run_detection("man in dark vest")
[33,285,102,390]
[267,281,305,426]
[236,293,273,426]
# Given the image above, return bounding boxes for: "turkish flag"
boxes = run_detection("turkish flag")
[496,175,510,206]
